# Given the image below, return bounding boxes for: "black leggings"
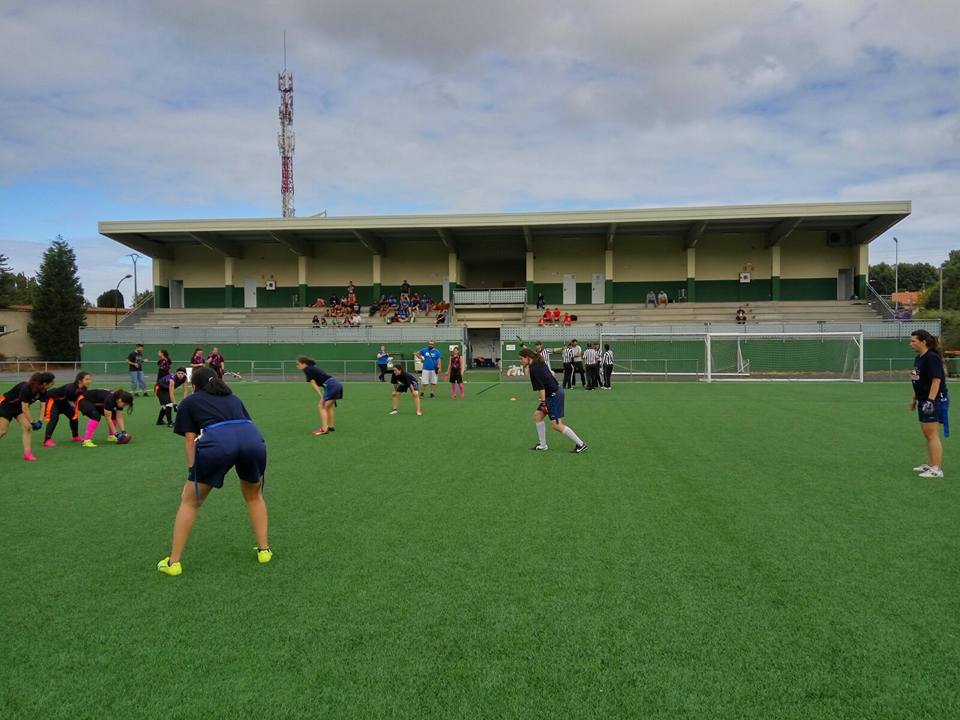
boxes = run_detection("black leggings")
[156,391,174,425]
[45,401,79,440]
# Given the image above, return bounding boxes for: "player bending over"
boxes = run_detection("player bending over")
[518,347,587,453]
[77,389,134,447]
[155,367,189,427]
[0,372,56,462]
[909,329,949,478]
[157,367,270,576]
[43,370,92,446]
[389,363,422,416]
[296,356,344,436]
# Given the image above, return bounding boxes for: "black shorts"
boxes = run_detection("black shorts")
[449,370,463,383]
[0,404,22,421]
[190,422,267,489]
[157,389,173,406]
[78,399,115,422]
[393,381,419,394]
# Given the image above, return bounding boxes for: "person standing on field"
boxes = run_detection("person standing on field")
[601,344,614,389]
[571,339,585,388]
[127,344,147,396]
[416,340,443,398]
[908,329,949,478]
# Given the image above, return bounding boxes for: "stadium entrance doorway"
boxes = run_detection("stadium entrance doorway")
[243,278,257,308]
[467,328,500,369]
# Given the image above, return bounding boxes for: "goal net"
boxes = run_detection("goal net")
[597,333,710,379]
[706,332,863,382]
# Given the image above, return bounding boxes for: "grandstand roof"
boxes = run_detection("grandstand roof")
[99,200,911,260]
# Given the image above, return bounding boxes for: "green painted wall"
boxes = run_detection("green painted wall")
[781,278,837,301]
[154,285,169,309]
[183,287,227,308]
[526,281,536,304]
[695,280,773,302]
[224,285,235,308]
[257,286,300,308]
[307,286,375,306]
[855,274,866,299]
[613,281,687,303]
[576,283,592,304]
[533,283,563,305]
[771,276,781,301]
[604,279,613,303]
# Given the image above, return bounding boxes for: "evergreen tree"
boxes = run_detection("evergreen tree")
[97,288,125,308]
[0,253,14,307]
[11,273,39,305]
[28,237,86,360]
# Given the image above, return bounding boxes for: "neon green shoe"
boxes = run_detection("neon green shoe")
[81,439,97,448]
[255,547,273,564]
[106,434,118,443]
[157,556,182,576]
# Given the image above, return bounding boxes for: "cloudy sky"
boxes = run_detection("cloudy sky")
[1,0,958,300]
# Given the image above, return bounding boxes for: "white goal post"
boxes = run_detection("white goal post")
[597,331,864,382]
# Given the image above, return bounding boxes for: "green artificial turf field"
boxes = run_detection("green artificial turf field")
[3,380,959,719]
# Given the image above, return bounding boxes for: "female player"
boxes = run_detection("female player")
[909,329,949,477]
[156,348,172,383]
[446,345,466,398]
[77,388,134,447]
[295,356,343,436]
[207,347,225,378]
[376,345,390,382]
[42,370,92,446]
[155,367,189,427]
[189,347,205,392]
[389,363,422,416]
[157,367,270,576]
[518,347,587,453]
[0,372,56,461]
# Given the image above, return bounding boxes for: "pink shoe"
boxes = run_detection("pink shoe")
[71,436,83,442]
[312,428,328,436]
[43,439,57,447]
[24,452,38,462]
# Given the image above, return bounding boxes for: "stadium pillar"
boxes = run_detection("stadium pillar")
[152,258,169,308]
[686,248,696,302]
[448,253,459,297]
[526,251,535,304]
[605,249,614,303]
[224,257,235,308]
[298,255,308,308]
[771,245,781,301]
[854,244,868,299]
[372,254,382,299]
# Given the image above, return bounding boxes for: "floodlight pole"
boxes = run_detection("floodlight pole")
[125,253,143,303]
[114,274,132,328]
[894,237,899,309]
[940,263,944,311]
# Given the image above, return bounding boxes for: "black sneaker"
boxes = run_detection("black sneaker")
[530,444,548,451]
[573,443,588,454]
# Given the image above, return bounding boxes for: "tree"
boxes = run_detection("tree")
[868,262,895,295]
[28,236,86,360]
[0,254,14,307]
[10,273,39,305]
[97,289,125,308]
[132,289,154,308]
[898,262,938,292]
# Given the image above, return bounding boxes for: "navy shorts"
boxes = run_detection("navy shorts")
[395,381,419,394]
[323,379,343,402]
[545,390,564,421]
[190,422,267,488]
[918,399,943,424]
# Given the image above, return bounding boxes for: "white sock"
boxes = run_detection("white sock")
[562,426,584,446]
[536,421,547,447]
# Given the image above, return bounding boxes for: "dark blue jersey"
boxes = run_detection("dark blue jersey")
[303,365,333,385]
[174,391,252,436]
[911,351,948,401]
[528,362,559,394]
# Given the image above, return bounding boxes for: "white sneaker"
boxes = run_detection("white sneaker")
[913,464,931,473]
[388,409,398,415]
[918,467,944,478]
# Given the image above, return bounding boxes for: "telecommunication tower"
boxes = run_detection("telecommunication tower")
[278,33,295,217]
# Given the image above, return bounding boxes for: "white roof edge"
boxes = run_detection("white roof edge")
[99,200,911,234]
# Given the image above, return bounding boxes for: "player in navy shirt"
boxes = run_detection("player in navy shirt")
[296,356,344,436]
[909,329,949,477]
[0,372,55,462]
[158,367,271,576]
[155,367,189,427]
[518,348,587,453]
[42,370,91,446]
[389,363,422,416]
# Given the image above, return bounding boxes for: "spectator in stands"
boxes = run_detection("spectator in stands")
[563,312,573,326]
[735,307,747,324]
[347,280,355,295]
[394,304,410,323]
[419,293,431,315]
[348,311,362,328]
[536,291,545,310]
[400,280,411,300]
[311,297,326,308]
[657,290,668,306]
[646,290,657,308]
[312,314,321,327]
[540,309,552,326]
[328,293,339,307]
[435,308,447,326]
[320,317,327,327]
[552,307,561,324]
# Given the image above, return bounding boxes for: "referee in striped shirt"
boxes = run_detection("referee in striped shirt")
[601,344,614,389]
[561,342,575,389]
[533,341,562,376]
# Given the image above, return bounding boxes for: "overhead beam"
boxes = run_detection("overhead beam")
[187,232,243,258]
[685,221,707,249]
[270,231,313,257]
[523,226,534,252]
[436,228,457,253]
[853,214,909,245]
[351,229,385,255]
[104,233,174,261]
[606,223,617,251]
[765,217,802,248]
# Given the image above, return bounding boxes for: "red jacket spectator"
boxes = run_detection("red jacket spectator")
[552,308,561,322]
[563,313,572,325]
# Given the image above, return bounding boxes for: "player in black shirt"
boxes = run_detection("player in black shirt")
[42,370,92,446]
[157,367,270,576]
[909,329,949,477]
[77,389,134,447]
[296,356,344,436]
[0,372,55,461]
[518,348,587,453]
[155,368,189,427]
[389,363,422,416]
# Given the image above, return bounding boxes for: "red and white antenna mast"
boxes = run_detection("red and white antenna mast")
[278,31,295,217]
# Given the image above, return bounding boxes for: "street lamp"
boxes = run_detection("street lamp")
[893,236,899,309]
[114,274,132,327]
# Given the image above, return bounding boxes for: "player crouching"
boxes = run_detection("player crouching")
[0,372,56,461]
[389,363,422,416]
[155,367,188,428]
[76,389,134,447]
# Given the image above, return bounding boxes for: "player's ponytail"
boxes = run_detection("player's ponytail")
[297,356,316,366]
[911,329,943,358]
[192,367,233,396]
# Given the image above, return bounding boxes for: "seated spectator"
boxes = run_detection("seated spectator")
[435,309,447,325]
[400,280,411,300]
[347,291,357,306]
[395,305,410,323]
[348,312,361,327]
[320,317,327,327]
[552,307,561,323]
[563,312,573,326]
[536,291,545,310]
[541,309,552,325]
[849,292,859,301]
[657,290,668,306]
[312,297,326,308]
[312,314,321,326]
[735,307,747,324]
[419,294,430,314]
[646,290,657,308]
[329,294,339,307]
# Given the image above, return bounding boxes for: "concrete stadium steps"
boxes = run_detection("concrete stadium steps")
[131,307,426,329]
[528,301,881,325]
[453,305,524,328]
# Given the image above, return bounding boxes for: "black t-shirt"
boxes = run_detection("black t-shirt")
[912,351,948,401]
[529,362,559,394]
[47,382,81,403]
[303,366,332,385]
[1,382,40,410]
[391,371,418,387]
[127,351,144,370]
[82,389,118,412]
[174,391,251,436]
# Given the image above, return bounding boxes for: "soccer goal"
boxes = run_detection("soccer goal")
[597,333,711,379]
[705,331,864,382]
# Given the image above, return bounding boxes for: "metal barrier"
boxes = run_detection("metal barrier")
[79,324,467,344]
[453,288,526,305]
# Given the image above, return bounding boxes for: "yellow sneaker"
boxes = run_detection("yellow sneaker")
[255,547,273,564]
[106,434,118,443]
[81,439,97,448]
[157,556,182,576]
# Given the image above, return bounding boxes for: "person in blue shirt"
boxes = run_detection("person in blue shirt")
[518,347,587,453]
[154,367,188,427]
[157,367,270,576]
[416,340,444,398]
[376,345,391,382]
[909,329,949,478]
[296,356,343,436]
